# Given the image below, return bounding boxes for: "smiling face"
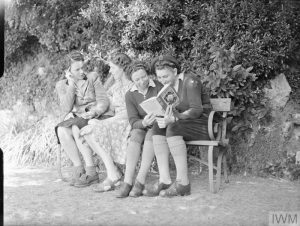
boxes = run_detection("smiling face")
[109,62,124,81]
[155,67,178,86]
[70,60,84,80]
[131,69,149,91]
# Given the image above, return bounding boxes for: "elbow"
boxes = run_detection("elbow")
[187,108,203,119]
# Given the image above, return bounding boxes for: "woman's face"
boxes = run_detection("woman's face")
[70,60,84,80]
[131,69,149,91]
[109,62,124,81]
[156,67,177,86]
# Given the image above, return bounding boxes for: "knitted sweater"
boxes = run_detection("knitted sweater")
[125,80,163,129]
[175,72,211,119]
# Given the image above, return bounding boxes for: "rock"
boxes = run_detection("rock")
[291,113,300,125]
[264,73,291,110]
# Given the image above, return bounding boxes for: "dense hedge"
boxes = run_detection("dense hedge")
[2,0,300,174]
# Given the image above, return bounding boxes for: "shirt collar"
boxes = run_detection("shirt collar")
[130,79,156,92]
[174,73,184,92]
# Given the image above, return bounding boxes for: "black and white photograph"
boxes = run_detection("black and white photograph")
[2,0,300,225]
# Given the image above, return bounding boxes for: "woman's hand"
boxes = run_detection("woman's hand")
[88,118,102,125]
[79,125,93,137]
[81,111,96,119]
[156,105,175,128]
[142,113,156,127]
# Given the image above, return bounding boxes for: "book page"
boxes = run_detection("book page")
[140,97,165,116]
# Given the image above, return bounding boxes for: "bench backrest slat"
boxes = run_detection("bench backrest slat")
[210,98,231,112]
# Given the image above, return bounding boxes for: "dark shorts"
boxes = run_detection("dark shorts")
[152,115,209,141]
[129,128,154,144]
[54,114,111,144]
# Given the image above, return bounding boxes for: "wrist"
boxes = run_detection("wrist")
[142,119,147,128]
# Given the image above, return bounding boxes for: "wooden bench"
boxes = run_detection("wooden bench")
[186,98,231,193]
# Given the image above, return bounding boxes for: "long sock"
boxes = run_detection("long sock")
[153,135,172,184]
[167,136,189,185]
[136,140,155,184]
[123,141,142,185]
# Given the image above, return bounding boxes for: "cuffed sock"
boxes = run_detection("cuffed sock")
[167,136,189,185]
[153,135,172,184]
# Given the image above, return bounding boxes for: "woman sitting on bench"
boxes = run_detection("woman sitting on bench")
[116,61,163,198]
[79,53,133,191]
[55,52,111,187]
[143,55,212,197]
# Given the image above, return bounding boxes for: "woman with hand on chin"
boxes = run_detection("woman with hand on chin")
[55,51,111,187]
[116,61,163,198]
[143,55,212,197]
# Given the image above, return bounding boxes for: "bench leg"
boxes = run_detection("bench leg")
[223,153,229,183]
[216,148,224,192]
[208,145,214,193]
[57,144,67,182]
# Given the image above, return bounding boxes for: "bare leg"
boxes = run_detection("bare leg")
[72,125,94,167]
[57,127,82,166]
[84,133,120,181]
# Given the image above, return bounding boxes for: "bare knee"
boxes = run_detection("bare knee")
[57,127,73,142]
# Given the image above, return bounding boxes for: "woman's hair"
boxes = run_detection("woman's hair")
[151,55,181,74]
[68,51,84,63]
[110,53,132,69]
[126,61,149,81]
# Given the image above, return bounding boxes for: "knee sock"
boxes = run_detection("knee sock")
[167,136,189,185]
[153,135,172,184]
[136,140,155,184]
[124,141,142,185]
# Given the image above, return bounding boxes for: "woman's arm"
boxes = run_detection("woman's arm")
[55,79,76,114]
[125,91,144,129]
[88,72,110,117]
[176,78,203,120]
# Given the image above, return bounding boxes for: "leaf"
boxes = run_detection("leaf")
[246,66,253,73]
[233,64,242,71]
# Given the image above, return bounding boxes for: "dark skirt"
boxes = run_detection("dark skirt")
[152,114,209,141]
[55,114,111,144]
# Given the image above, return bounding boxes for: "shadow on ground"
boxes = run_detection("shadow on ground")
[4,166,300,226]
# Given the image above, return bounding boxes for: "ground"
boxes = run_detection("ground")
[4,166,300,226]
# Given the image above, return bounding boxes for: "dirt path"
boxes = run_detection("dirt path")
[4,166,300,226]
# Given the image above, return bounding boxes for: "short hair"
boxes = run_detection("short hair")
[151,55,181,74]
[126,61,149,81]
[110,53,132,69]
[69,51,84,63]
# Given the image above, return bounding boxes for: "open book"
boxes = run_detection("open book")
[140,84,180,116]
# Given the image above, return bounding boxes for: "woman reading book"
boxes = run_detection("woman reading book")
[143,55,212,197]
[116,61,163,198]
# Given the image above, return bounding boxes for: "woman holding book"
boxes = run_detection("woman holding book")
[143,55,212,197]
[116,61,163,198]
[78,53,133,190]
